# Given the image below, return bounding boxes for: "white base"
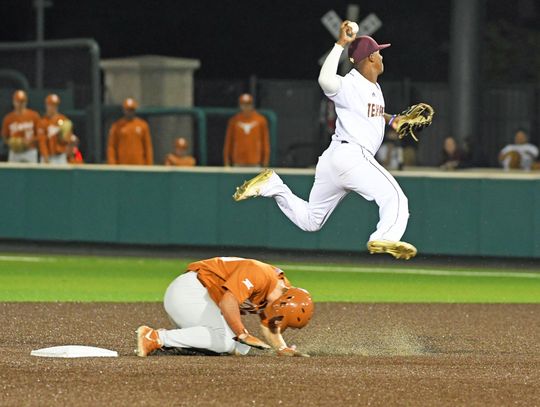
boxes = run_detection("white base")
[31,345,118,358]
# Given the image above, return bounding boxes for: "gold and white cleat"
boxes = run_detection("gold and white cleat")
[367,240,417,260]
[233,169,274,201]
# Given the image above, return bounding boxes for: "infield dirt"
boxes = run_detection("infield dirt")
[2,302,539,406]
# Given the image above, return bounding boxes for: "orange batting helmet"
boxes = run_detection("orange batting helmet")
[261,287,314,332]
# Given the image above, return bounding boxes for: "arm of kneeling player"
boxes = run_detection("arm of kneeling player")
[259,319,309,357]
[219,291,270,349]
[219,291,246,337]
[260,322,286,349]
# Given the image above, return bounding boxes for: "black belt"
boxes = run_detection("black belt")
[340,140,349,144]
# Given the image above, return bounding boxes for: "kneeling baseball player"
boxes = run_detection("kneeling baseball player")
[136,257,313,357]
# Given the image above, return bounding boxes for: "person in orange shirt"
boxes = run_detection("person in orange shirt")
[38,94,73,164]
[223,93,270,167]
[1,90,40,163]
[136,257,313,357]
[164,137,196,166]
[107,98,153,165]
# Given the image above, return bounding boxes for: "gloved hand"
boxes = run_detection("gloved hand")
[236,331,271,350]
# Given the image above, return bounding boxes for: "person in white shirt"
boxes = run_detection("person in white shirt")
[232,21,417,260]
[499,129,538,171]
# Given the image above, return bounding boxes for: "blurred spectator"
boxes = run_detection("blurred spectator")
[223,93,270,167]
[440,136,464,170]
[164,137,196,166]
[1,90,40,163]
[319,98,336,153]
[67,135,84,164]
[376,129,403,170]
[498,129,538,171]
[401,132,418,167]
[38,94,72,164]
[107,98,153,165]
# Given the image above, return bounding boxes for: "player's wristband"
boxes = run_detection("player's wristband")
[388,115,397,127]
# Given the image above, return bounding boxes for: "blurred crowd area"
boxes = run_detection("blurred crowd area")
[2,84,539,173]
[0,0,539,172]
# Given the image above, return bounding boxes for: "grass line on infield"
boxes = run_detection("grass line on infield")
[0,253,539,303]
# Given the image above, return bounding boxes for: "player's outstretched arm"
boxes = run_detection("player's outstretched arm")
[318,21,356,95]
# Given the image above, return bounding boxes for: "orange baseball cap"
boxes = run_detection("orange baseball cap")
[46,94,61,105]
[13,90,27,102]
[238,93,253,104]
[123,98,138,110]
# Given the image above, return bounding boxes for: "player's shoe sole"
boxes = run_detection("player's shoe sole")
[135,325,163,357]
[367,240,417,260]
[233,169,274,201]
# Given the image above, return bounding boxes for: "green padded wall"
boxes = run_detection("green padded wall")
[0,165,538,258]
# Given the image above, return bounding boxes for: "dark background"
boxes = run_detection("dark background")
[1,0,539,83]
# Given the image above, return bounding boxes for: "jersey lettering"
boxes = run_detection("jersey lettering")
[9,121,35,139]
[367,103,385,118]
[242,278,254,290]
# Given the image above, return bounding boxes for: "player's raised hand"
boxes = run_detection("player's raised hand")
[236,332,271,350]
[337,21,357,47]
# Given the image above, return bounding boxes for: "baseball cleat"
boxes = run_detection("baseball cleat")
[367,240,417,260]
[135,325,163,357]
[233,169,274,201]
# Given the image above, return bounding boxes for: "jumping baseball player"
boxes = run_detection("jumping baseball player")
[1,90,41,163]
[136,257,313,357]
[38,94,73,164]
[233,22,419,260]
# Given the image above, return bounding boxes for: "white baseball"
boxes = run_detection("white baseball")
[347,22,359,34]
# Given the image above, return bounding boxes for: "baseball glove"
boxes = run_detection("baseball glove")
[395,103,434,142]
[57,119,73,143]
[7,137,27,153]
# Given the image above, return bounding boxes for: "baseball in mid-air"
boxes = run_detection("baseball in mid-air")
[347,21,359,34]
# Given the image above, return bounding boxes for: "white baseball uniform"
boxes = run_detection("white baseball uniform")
[500,143,539,170]
[258,43,409,242]
[8,148,38,163]
[40,153,68,164]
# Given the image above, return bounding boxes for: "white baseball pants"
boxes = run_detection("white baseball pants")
[159,272,250,355]
[8,148,38,163]
[40,153,68,165]
[262,140,409,242]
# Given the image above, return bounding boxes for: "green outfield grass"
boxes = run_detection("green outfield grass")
[0,253,539,303]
